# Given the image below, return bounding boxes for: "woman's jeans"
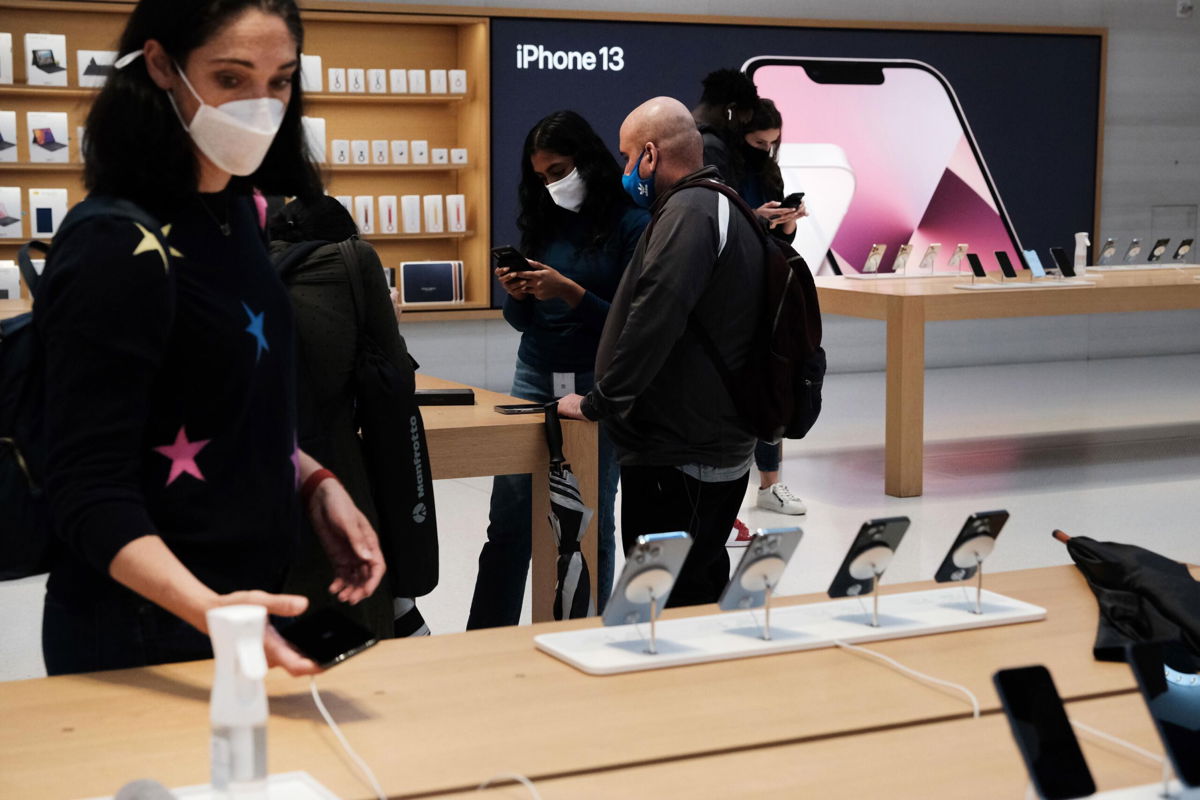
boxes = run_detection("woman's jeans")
[467,359,619,628]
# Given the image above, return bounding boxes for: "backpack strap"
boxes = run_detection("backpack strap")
[336,237,367,332]
[272,240,330,282]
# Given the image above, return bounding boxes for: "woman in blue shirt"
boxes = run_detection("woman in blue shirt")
[467,110,648,627]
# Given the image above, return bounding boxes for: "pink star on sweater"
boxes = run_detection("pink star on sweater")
[153,426,211,486]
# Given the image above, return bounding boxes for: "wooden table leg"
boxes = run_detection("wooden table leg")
[530,420,599,623]
[884,296,925,497]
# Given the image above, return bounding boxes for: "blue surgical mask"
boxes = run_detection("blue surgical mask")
[622,151,655,208]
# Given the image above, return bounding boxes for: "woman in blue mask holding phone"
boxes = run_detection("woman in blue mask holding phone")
[467,111,648,628]
[35,0,384,676]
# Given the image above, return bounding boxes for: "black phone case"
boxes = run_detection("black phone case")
[933,510,1009,582]
[965,252,987,278]
[826,517,910,598]
[994,251,1018,279]
[1049,246,1075,277]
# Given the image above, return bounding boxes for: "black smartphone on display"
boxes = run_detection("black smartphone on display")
[280,607,378,669]
[1125,641,1200,788]
[1172,238,1193,261]
[491,245,532,273]
[994,250,1019,279]
[494,403,546,415]
[1049,246,1075,278]
[993,666,1096,800]
[826,517,911,598]
[965,252,987,279]
[933,510,1009,583]
[1146,237,1171,262]
[779,191,806,209]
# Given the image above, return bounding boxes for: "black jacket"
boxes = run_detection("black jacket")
[582,167,765,468]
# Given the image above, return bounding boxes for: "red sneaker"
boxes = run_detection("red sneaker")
[727,518,752,547]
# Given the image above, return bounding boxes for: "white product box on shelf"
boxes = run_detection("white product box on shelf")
[347,68,365,93]
[299,54,322,92]
[371,139,389,165]
[301,117,326,163]
[330,139,349,165]
[0,186,23,239]
[388,68,407,94]
[422,194,444,234]
[410,140,429,164]
[76,50,116,88]
[28,187,68,237]
[350,140,369,166]
[450,147,468,165]
[431,148,448,165]
[378,195,398,234]
[0,33,13,85]
[354,195,374,234]
[0,111,17,163]
[0,259,18,299]
[390,140,409,164]
[75,126,86,163]
[407,69,426,94]
[327,68,346,93]
[400,195,421,234]
[27,111,70,164]
[448,69,467,94]
[25,33,68,88]
[429,69,447,94]
[334,195,352,215]
[367,68,387,94]
[445,194,466,233]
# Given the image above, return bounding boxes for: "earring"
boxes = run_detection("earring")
[727,108,733,122]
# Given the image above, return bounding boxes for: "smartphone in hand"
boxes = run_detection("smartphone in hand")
[779,191,806,209]
[280,607,378,669]
[491,245,533,273]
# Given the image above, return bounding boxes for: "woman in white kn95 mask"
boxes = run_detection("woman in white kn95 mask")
[467,111,649,630]
[37,0,384,680]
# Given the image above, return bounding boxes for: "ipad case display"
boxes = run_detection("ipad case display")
[0,110,17,163]
[299,54,322,92]
[76,50,117,88]
[0,33,14,85]
[0,186,23,238]
[750,58,1026,276]
[25,33,68,87]
[28,187,68,237]
[399,260,463,305]
[27,112,70,163]
[301,116,326,163]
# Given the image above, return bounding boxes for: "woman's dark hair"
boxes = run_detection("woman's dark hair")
[84,0,322,219]
[517,110,633,255]
[742,97,785,197]
[699,68,759,110]
[267,195,357,244]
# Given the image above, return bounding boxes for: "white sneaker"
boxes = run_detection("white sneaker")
[757,483,807,515]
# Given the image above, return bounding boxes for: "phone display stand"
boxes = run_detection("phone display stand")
[623,568,675,655]
[535,588,1046,675]
[739,556,787,641]
[847,545,892,628]
[83,772,341,800]
[949,535,995,615]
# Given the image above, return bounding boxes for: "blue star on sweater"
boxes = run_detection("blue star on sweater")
[241,302,269,361]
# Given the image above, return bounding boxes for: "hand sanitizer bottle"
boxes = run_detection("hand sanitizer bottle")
[1074,232,1090,276]
[207,605,269,799]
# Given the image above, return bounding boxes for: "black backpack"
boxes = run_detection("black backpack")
[650,177,826,443]
[1,196,169,580]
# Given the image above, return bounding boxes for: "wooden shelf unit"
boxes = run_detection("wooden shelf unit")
[0,1,492,310]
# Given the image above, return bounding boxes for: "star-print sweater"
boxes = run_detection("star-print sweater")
[35,190,300,607]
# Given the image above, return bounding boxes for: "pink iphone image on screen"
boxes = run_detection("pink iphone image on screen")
[746,57,1025,276]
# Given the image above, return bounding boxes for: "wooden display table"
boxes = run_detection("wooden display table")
[815,266,1200,497]
[0,566,1145,800]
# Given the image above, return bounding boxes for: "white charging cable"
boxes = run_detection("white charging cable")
[478,772,544,799]
[1068,718,1164,766]
[833,639,981,718]
[309,677,387,800]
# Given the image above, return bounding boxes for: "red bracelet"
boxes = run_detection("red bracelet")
[300,468,337,506]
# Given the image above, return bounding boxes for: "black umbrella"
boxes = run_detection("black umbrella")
[1055,530,1200,661]
[545,401,595,620]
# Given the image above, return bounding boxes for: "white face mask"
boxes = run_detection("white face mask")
[545,167,587,213]
[168,62,286,177]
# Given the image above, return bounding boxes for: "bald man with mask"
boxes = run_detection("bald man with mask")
[558,97,766,607]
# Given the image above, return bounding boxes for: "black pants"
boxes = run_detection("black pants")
[619,464,749,608]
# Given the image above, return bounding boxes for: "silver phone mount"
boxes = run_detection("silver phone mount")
[951,535,996,615]
[624,568,675,655]
[848,545,894,627]
[740,556,788,640]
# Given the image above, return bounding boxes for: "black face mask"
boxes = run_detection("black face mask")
[741,143,771,170]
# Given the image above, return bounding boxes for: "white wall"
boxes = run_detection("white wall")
[368,0,1200,386]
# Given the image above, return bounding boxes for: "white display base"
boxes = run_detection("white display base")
[83,771,340,800]
[952,279,1095,291]
[1092,780,1199,799]
[1087,262,1198,272]
[535,588,1045,676]
[843,271,932,280]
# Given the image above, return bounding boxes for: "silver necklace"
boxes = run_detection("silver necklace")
[198,193,231,236]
